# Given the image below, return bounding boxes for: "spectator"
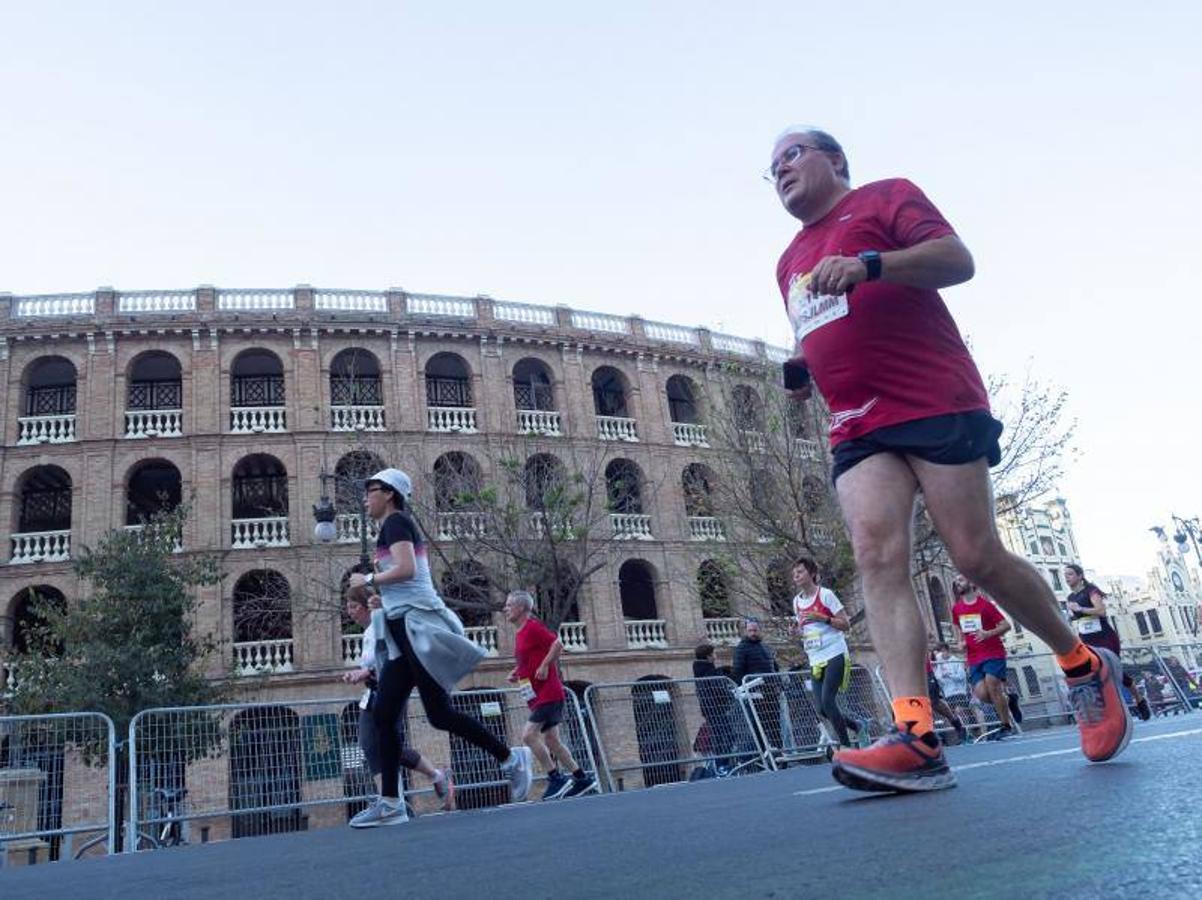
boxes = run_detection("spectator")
[732,619,777,683]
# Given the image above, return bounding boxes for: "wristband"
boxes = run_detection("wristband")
[858,250,882,281]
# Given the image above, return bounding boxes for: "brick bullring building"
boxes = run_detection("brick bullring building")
[0,284,844,702]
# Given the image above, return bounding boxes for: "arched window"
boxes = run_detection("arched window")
[766,558,793,617]
[605,460,644,515]
[425,353,472,408]
[231,350,285,407]
[512,358,555,411]
[9,586,67,654]
[731,385,765,433]
[16,466,72,534]
[532,562,581,625]
[697,561,732,618]
[333,451,385,515]
[440,561,494,628]
[232,570,292,642]
[524,454,567,511]
[23,357,77,417]
[432,452,483,511]
[231,455,289,519]
[619,559,658,620]
[128,352,182,412]
[229,707,302,838]
[665,375,702,425]
[126,460,182,525]
[591,367,629,418]
[330,349,382,406]
[682,464,716,518]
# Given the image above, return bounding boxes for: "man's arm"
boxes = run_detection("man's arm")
[732,644,747,683]
[812,235,975,295]
[535,639,564,680]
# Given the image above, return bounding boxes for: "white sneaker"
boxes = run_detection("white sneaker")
[500,747,534,802]
[349,797,408,828]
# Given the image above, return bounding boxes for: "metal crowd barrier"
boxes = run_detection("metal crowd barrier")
[740,667,892,767]
[0,712,116,866]
[583,676,772,793]
[128,688,599,849]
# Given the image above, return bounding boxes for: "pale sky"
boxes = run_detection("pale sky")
[2,2,1199,576]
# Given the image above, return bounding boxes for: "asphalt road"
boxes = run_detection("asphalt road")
[5,717,1201,900]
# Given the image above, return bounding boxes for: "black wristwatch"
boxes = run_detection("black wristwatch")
[858,250,882,281]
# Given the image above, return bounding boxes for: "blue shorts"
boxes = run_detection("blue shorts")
[968,658,1007,686]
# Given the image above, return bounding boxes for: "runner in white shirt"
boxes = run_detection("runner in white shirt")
[342,585,455,813]
[791,556,853,747]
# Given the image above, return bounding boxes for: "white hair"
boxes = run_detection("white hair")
[507,590,535,612]
[772,125,850,183]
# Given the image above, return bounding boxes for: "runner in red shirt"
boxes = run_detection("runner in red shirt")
[950,577,1017,740]
[504,590,596,800]
[766,126,1132,792]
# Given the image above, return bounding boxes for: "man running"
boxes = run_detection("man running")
[1065,564,1152,721]
[504,590,597,800]
[951,577,1017,740]
[346,469,533,826]
[768,126,1132,791]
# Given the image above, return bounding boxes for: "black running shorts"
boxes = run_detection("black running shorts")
[831,410,1004,484]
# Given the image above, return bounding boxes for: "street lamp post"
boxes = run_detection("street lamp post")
[1170,515,1202,570]
[313,468,371,571]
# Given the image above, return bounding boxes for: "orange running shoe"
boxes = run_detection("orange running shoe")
[831,726,956,793]
[1066,647,1133,762]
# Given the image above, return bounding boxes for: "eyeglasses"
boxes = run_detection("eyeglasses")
[364,486,386,495]
[763,144,822,184]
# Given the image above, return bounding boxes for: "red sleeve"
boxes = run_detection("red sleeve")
[984,601,1005,629]
[886,179,956,248]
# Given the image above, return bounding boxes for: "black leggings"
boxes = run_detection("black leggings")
[373,617,510,797]
[812,654,850,747]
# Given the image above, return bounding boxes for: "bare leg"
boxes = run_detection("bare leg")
[984,675,1012,727]
[835,454,926,698]
[910,458,1077,655]
[543,726,580,773]
[522,721,555,772]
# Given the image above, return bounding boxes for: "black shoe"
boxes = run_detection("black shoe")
[1135,697,1152,721]
[953,721,968,745]
[562,774,598,798]
[1007,692,1024,725]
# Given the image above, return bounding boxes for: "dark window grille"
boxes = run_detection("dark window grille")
[426,377,472,408]
[593,387,626,417]
[127,380,183,410]
[20,488,72,532]
[25,385,76,417]
[330,377,382,406]
[231,375,285,408]
[514,383,554,411]
[232,475,289,518]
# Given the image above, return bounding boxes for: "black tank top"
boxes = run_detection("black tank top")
[1067,584,1117,639]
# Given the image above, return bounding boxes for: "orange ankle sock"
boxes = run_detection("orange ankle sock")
[892,697,935,736]
[1056,641,1096,673]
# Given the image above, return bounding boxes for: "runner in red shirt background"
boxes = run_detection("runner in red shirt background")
[951,576,1017,740]
[504,590,597,800]
[768,125,1133,792]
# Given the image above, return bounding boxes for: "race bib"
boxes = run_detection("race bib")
[803,626,823,653]
[959,614,982,634]
[1076,617,1103,635]
[787,273,849,344]
[358,688,372,711]
[516,679,536,703]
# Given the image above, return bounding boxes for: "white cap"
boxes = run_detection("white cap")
[368,468,413,500]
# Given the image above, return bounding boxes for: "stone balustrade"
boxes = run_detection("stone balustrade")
[330,405,386,432]
[427,406,477,433]
[704,617,742,646]
[625,619,668,649]
[611,513,653,540]
[125,409,183,439]
[233,639,295,675]
[230,406,287,434]
[517,409,562,436]
[10,530,70,565]
[558,621,588,652]
[596,415,638,442]
[671,422,708,448]
[688,516,726,542]
[231,516,290,549]
[17,414,76,445]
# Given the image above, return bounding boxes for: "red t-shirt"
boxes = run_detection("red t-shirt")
[514,617,566,708]
[951,595,1007,665]
[776,179,990,446]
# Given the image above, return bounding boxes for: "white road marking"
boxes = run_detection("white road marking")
[792,726,1202,796]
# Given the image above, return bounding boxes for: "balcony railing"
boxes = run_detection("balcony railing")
[558,621,588,653]
[671,422,709,448]
[704,617,742,646]
[625,619,668,649]
[517,409,562,436]
[1,660,17,692]
[123,524,184,553]
[611,513,653,540]
[571,310,630,334]
[437,511,489,541]
[218,289,294,311]
[230,407,287,434]
[10,530,71,565]
[465,626,499,657]
[125,409,183,439]
[795,438,821,461]
[13,292,95,317]
[342,632,365,667]
[231,516,290,549]
[315,289,387,313]
[17,414,76,445]
[741,430,767,453]
[118,290,196,313]
[408,294,476,318]
[688,516,726,542]
[233,639,295,675]
[494,301,556,325]
[336,513,379,544]
[330,405,385,432]
[596,415,638,442]
[427,407,478,433]
[809,524,835,546]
